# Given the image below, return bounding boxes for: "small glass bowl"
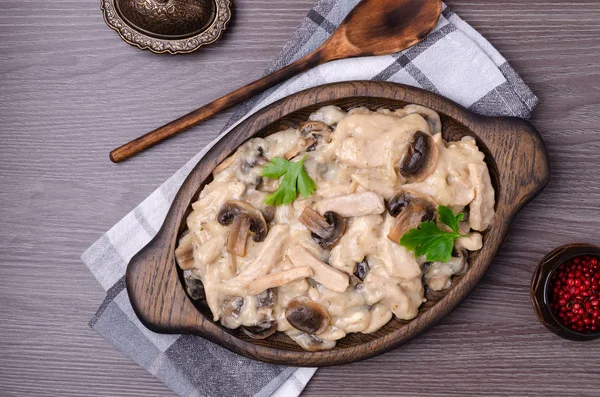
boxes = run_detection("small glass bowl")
[530,243,600,341]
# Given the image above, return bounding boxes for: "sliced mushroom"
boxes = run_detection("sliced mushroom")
[282,120,333,160]
[183,269,206,301]
[387,189,435,218]
[298,207,330,237]
[222,296,244,318]
[233,224,289,282]
[261,205,276,223]
[315,212,346,248]
[242,321,278,339]
[235,139,269,185]
[453,248,468,273]
[287,245,349,293]
[257,288,276,312]
[242,190,276,223]
[240,289,278,339]
[354,258,370,281]
[284,136,318,160]
[285,296,330,335]
[218,200,268,257]
[226,215,252,257]
[300,120,328,134]
[349,275,362,288]
[298,207,346,249]
[174,232,194,270]
[400,131,439,182]
[217,200,268,240]
[246,266,313,296]
[386,189,436,243]
[315,191,385,218]
[299,120,333,142]
[403,104,442,135]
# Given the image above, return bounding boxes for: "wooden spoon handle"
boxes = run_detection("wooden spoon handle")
[110,49,326,163]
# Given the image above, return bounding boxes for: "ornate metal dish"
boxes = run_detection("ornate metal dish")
[101,0,232,54]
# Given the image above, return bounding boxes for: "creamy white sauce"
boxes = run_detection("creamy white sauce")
[176,105,495,350]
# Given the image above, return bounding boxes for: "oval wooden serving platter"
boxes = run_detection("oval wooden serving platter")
[126,81,550,367]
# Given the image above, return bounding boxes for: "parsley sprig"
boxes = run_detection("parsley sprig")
[400,205,467,262]
[262,157,316,206]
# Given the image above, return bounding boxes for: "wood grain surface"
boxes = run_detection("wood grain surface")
[0,0,599,396]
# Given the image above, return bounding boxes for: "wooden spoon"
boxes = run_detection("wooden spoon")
[110,0,442,163]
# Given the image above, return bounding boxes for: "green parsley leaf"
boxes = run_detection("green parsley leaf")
[262,157,316,206]
[261,157,290,179]
[399,205,466,262]
[296,164,317,198]
[437,205,464,233]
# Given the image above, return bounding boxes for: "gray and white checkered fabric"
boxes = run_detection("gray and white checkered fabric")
[82,1,537,396]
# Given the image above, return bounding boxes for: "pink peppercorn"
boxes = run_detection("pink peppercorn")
[550,255,600,333]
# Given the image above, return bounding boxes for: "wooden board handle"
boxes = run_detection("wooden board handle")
[110,49,325,163]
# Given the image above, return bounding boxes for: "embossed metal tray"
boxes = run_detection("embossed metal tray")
[101,0,232,54]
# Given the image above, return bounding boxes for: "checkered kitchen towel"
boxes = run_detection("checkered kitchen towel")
[82,1,537,396]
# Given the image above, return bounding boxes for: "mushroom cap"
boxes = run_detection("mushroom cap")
[183,270,206,302]
[242,321,278,340]
[257,288,276,310]
[400,131,439,182]
[222,296,244,318]
[387,190,410,218]
[403,104,442,135]
[318,211,346,248]
[217,200,268,242]
[285,296,330,335]
[284,136,317,160]
[452,247,469,270]
[299,120,332,136]
[298,120,333,145]
[354,258,370,281]
[386,189,437,243]
[387,189,436,218]
[261,205,276,223]
[235,138,269,185]
[457,247,468,257]
[424,248,469,292]
[298,207,346,249]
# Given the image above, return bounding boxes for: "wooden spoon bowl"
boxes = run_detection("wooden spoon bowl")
[126,81,550,366]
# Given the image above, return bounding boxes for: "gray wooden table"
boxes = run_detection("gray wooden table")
[1,1,600,396]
